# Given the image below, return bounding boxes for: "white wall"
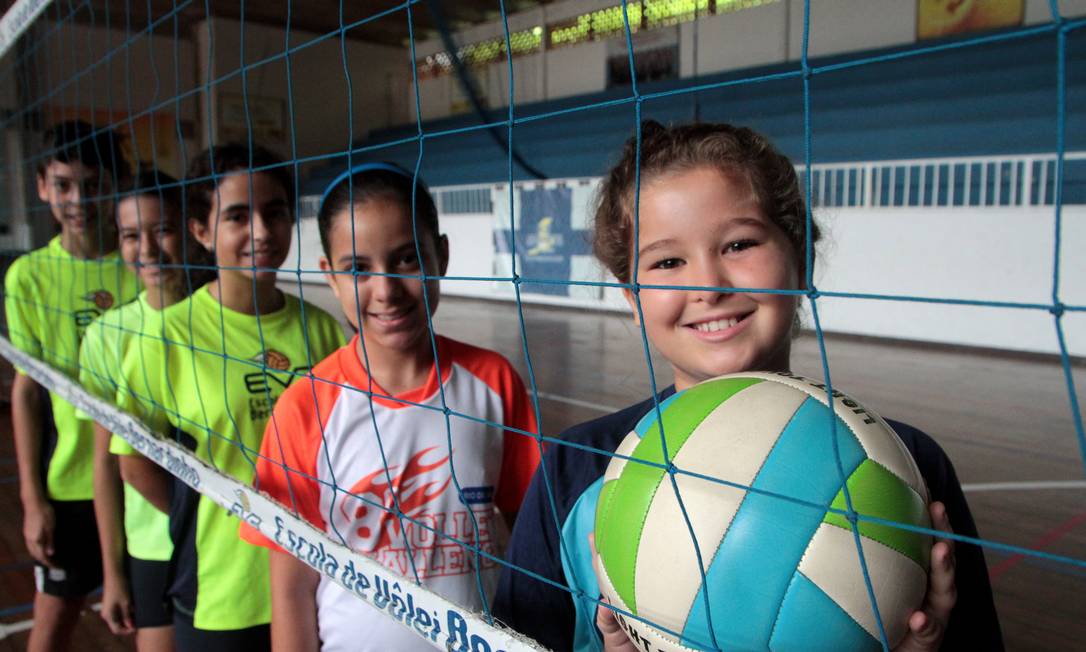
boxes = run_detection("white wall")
[488,53,546,109]
[414,0,1086,117]
[814,206,1086,354]
[279,216,324,287]
[1025,0,1086,23]
[786,0,915,61]
[441,214,497,297]
[683,2,788,77]
[3,20,198,249]
[1,131,33,251]
[391,201,1086,356]
[278,211,506,299]
[0,44,18,112]
[545,41,608,101]
[417,75,452,122]
[197,18,410,165]
[35,20,198,124]
[30,20,198,178]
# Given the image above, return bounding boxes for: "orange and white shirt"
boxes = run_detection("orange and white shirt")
[241,335,540,651]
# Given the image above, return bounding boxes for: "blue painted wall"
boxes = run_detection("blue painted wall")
[305,27,1085,200]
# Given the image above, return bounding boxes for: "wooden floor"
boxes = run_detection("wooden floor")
[2,289,1084,650]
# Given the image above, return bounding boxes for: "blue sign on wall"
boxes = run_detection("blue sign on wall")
[494,185,592,297]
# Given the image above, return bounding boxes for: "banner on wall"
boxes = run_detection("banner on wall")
[492,183,595,298]
[917,0,1024,40]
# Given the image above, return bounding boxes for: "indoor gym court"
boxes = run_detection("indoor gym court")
[2,288,1084,650]
[1,0,1085,649]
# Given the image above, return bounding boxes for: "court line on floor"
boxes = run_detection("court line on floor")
[0,603,101,640]
[536,392,622,414]
[0,560,32,573]
[0,602,30,619]
[989,509,1086,582]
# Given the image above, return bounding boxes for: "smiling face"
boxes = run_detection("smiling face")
[37,159,113,237]
[320,197,448,363]
[116,194,185,293]
[189,171,292,281]
[626,166,801,390]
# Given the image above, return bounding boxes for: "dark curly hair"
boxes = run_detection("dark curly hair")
[185,143,293,225]
[117,167,181,216]
[37,120,130,181]
[593,120,819,285]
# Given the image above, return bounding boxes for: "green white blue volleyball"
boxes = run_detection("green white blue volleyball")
[594,372,931,651]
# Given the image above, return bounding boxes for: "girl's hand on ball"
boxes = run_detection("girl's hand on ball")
[590,534,640,652]
[596,596,641,652]
[893,501,957,652]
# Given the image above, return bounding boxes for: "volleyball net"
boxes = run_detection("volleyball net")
[0,0,1084,650]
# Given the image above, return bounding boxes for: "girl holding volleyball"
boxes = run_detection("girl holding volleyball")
[492,121,1002,651]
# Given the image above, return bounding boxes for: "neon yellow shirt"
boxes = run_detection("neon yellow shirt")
[78,291,172,561]
[4,236,139,500]
[127,285,345,630]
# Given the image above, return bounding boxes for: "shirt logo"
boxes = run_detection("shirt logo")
[243,349,311,414]
[526,216,563,256]
[332,448,499,579]
[254,349,291,371]
[336,447,452,552]
[82,290,114,310]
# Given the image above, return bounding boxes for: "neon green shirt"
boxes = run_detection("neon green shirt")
[78,291,172,561]
[4,236,139,501]
[127,285,345,630]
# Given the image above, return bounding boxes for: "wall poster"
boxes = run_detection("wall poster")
[917,0,1024,40]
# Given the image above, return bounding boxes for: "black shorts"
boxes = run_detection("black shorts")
[126,556,172,628]
[173,609,270,652]
[33,499,102,598]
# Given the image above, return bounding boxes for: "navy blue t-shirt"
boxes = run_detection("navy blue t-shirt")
[492,388,1004,651]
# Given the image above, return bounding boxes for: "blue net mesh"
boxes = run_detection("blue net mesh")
[0,1,1083,650]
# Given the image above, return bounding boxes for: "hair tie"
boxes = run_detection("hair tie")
[317,162,414,217]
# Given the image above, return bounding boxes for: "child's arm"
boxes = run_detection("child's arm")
[114,340,173,515]
[269,548,320,652]
[119,455,171,514]
[92,422,135,635]
[491,459,577,651]
[239,380,326,650]
[494,361,542,527]
[894,421,1003,650]
[11,373,53,566]
[886,419,1003,647]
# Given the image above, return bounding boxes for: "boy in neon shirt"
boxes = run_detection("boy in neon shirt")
[239,163,541,651]
[5,120,137,651]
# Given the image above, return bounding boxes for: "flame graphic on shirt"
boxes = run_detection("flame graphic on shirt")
[337,446,452,551]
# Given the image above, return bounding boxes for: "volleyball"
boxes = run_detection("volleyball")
[594,372,932,651]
